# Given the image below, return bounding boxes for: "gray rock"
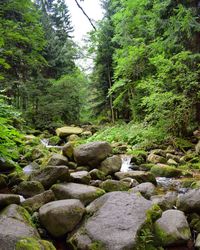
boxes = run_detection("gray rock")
[176,189,200,213]
[56,126,83,137]
[195,233,200,249]
[154,209,191,247]
[21,190,55,213]
[89,169,105,180]
[39,199,85,237]
[47,153,68,166]
[115,170,156,184]
[120,177,139,188]
[52,183,105,205]
[74,141,112,167]
[99,155,122,175]
[130,182,156,199]
[70,171,91,184]
[151,191,177,210]
[100,179,130,192]
[0,204,40,250]
[67,192,156,250]
[62,142,74,160]
[14,181,45,198]
[0,194,20,209]
[29,166,70,188]
[147,153,166,164]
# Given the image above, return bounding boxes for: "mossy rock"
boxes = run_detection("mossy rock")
[15,237,56,250]
[139,164,155,171]
[150,165,182,177]
[100,179,130,192]
[49,136,60,145]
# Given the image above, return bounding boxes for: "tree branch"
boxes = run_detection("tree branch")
[74,0,96,30]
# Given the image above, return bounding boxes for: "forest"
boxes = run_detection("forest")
[1,0,200,249]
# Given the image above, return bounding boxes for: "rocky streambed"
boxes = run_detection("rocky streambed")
[0,127,200,249]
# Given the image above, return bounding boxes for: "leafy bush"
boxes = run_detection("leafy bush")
[86,122,168,149]
[0,96,23,160]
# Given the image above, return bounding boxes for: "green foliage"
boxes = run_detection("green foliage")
[86,122,168,148]
[92,0,200,135]
[0,96,23,161]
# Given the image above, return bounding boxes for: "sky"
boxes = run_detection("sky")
[65,0,104,44]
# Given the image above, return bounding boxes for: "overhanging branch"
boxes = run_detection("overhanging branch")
[74,0,96,30]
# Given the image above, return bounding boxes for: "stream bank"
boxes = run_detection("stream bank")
[0,126,200,249]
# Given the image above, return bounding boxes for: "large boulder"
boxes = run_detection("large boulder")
[0,194,20,209]
[0,204,40,250]
[47,154,68,166]
[100,179,130,192]
[14,181,45,198]
[21,190,55,213]
[154,209,191,247]
[176,189,200,213]
[29,166,70,189]
[70,171,91,185]
[56,126,83,138]
[52,183,105,205]
[74,141,112,168]
[151,191,178,211]
[150,165,182,178]
[130,182,156,199]
[67,192,159,250]
[99,155,122,175]
[39,199,85,237]
[115,170,156,184]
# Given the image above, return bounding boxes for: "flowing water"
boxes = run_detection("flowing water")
[120,155,133,172]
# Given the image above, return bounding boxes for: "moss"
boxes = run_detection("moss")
[95,188,106,198]
[150,165,182,177]
[89,241,105,250]
[15,237,56,250]
[153,223,176,246]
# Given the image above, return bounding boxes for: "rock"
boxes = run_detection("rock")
[39,199,85,237]
[100,179,130,192]
[68,134,80,142]
[150,165,182,177]
[70,171,91,184]
[0,204,40,250]
[0,174,7,189]
[56,126,83,138]
[154,209,191,247]
[74,141,112,168]
[166,153,180,163]
[29,166,70,189]
[62,142,74,160]
[196,141,200,154]
[67,192,159,250]
[189,213,200,233]
[147,153,166,164]
[176,189,200,213]
[167,158,178,166]
[151,192,177,210]
[151,149,166,157]
[0,157,16,173]
[195,233,200,249]
[115,170,156,184]
[90,180,102,187]
[7,172,25,187]
[81,131,92,137]
[52,183,105,205]
[21,190,55,213]
[99,155,122,175]
[89,169,105,180]
[14,181,45,198]
[22,162,40,176]
[47,153,68,166]
[130,182,156,199]
[15,237,56,250]
[68,161,77,169]
[0,194,20,209]
[120,177,139,187]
